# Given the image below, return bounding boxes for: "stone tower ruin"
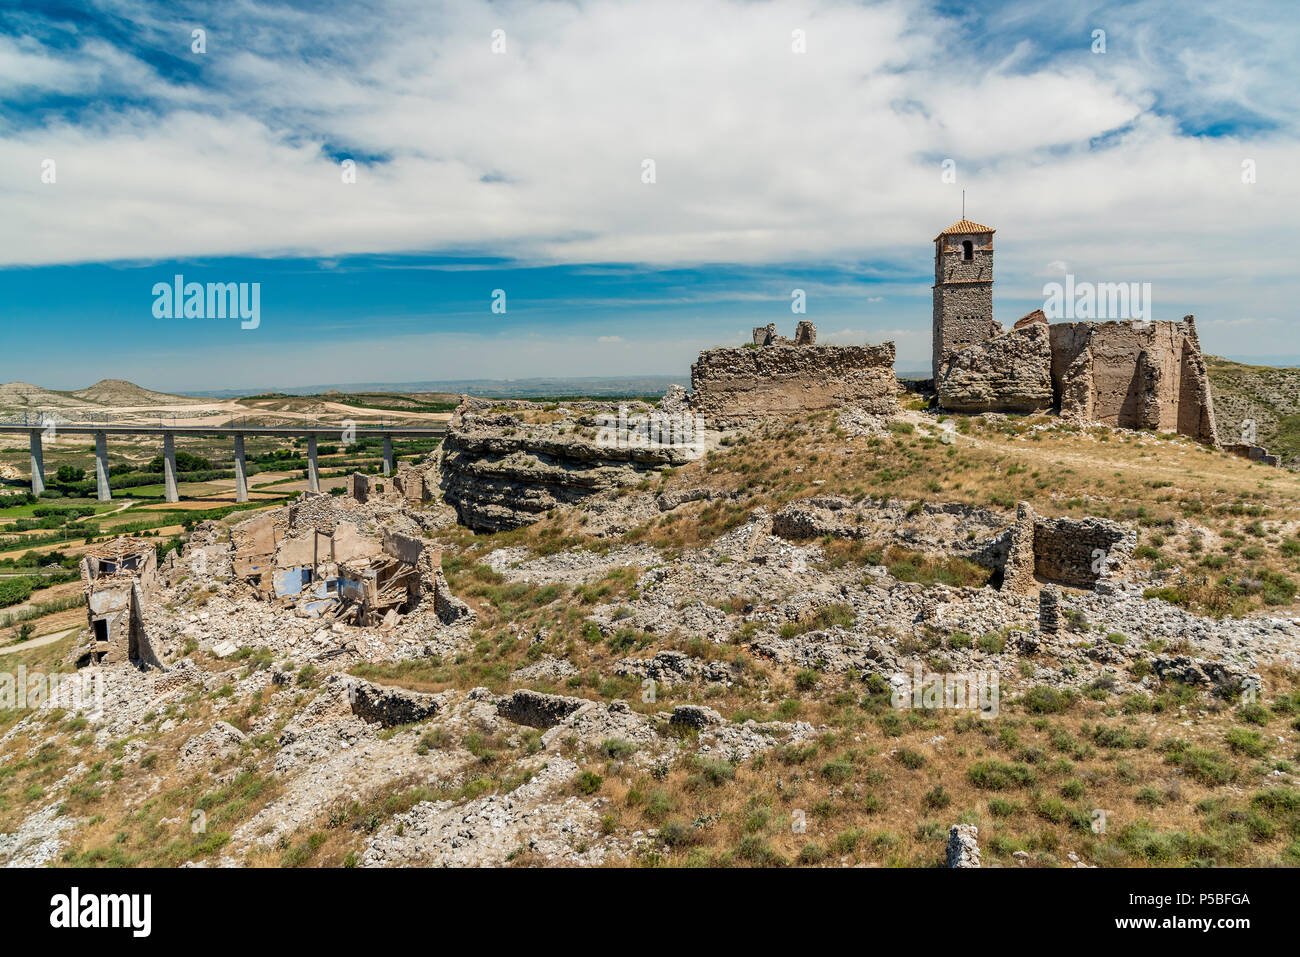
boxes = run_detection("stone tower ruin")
[932,219,998,381]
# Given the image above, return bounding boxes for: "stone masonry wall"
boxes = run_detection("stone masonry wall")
[1049,318,1218,445]
[690,326,898,421]
[935,316,1218,446]
[932,284,997,382]
[1000,501,1135,591]
[1032,514,1135,589]
[936,322,1054,413]
[932,230,997,381]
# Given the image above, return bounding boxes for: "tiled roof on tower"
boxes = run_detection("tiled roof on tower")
[934,219,995,240]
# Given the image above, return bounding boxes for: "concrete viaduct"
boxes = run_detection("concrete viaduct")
[0,419,446,504]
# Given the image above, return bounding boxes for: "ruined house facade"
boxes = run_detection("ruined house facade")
[80,538,165,667]
[345,466,430,506]
[931,219,1220,445]
[689,322,899,421]
[222,493,466,628]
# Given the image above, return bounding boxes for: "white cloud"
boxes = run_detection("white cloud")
[3,0,1295,275]
[0,0,1296,373]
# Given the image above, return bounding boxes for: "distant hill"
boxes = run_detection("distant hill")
[0,381,98,416]
[0,379,207,419]
[185,375,691,400]
[70,379,207,407]
[1205,355,1300,465]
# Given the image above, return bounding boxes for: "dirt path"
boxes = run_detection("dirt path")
[0,626,78,655]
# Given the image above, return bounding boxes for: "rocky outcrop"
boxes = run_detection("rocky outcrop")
[669,704,725,730]
[772,495,1009,567]
[937,323,1054,413]
[614,650,739,687]
[179,721,247,769]
[946,824,980,868]
[496,689,592,728]
[439,412,696,532]
[347,678,447,727]
[690,328,899,422]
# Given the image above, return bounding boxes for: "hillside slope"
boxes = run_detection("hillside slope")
[1206,355,1300,465]
[70,379,207,407]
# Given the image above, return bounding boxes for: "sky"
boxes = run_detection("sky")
[0,0,1296,392]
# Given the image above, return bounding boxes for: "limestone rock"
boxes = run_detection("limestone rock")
[496,689,592,729]
[946,824,981,868]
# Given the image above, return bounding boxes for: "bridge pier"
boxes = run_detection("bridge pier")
[162,432,179,503]
[307,435,320,492]
[382,434,393,475]
[94,431,110,501]
[233,433,248,503]
[28,429,44,496]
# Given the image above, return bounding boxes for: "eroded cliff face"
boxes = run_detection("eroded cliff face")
[438,411,701,532]
[689,338,899,423]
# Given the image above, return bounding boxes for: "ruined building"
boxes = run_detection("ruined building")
[931,219,1219,445]
[80,538,165,667]
[689,322,899,421]
[932,219,999,382]
[222,493,469,629]
[345,466,430,506]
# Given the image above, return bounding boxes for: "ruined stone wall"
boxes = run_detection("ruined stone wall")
[1031,514,1134,589]
[999,502,1135,591]
[936,322,1054,413]
[690,335,898,421]
[932,285,997,381]
[934,315,1218,446]
[1049,318,1218,445]
[1224,443,1281,467]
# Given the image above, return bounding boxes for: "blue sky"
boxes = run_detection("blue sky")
[1,0,1296,391]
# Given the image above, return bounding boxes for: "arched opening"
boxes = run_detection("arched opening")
[961,240,973,261]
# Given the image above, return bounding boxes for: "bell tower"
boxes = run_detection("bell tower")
[932,218,996,381]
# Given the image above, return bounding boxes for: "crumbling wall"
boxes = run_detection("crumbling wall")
[936,323,1053,413]
[1049,318,1218,445]
[1224,443,1280,467]
[934,315,1218,446]
[999,501,1135,591]
[347,678,445,727]
[231,511,280,581]
[80,538,161,668]
[394,465,430,503]
[496,689,590,728]
[690,325,898,421]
